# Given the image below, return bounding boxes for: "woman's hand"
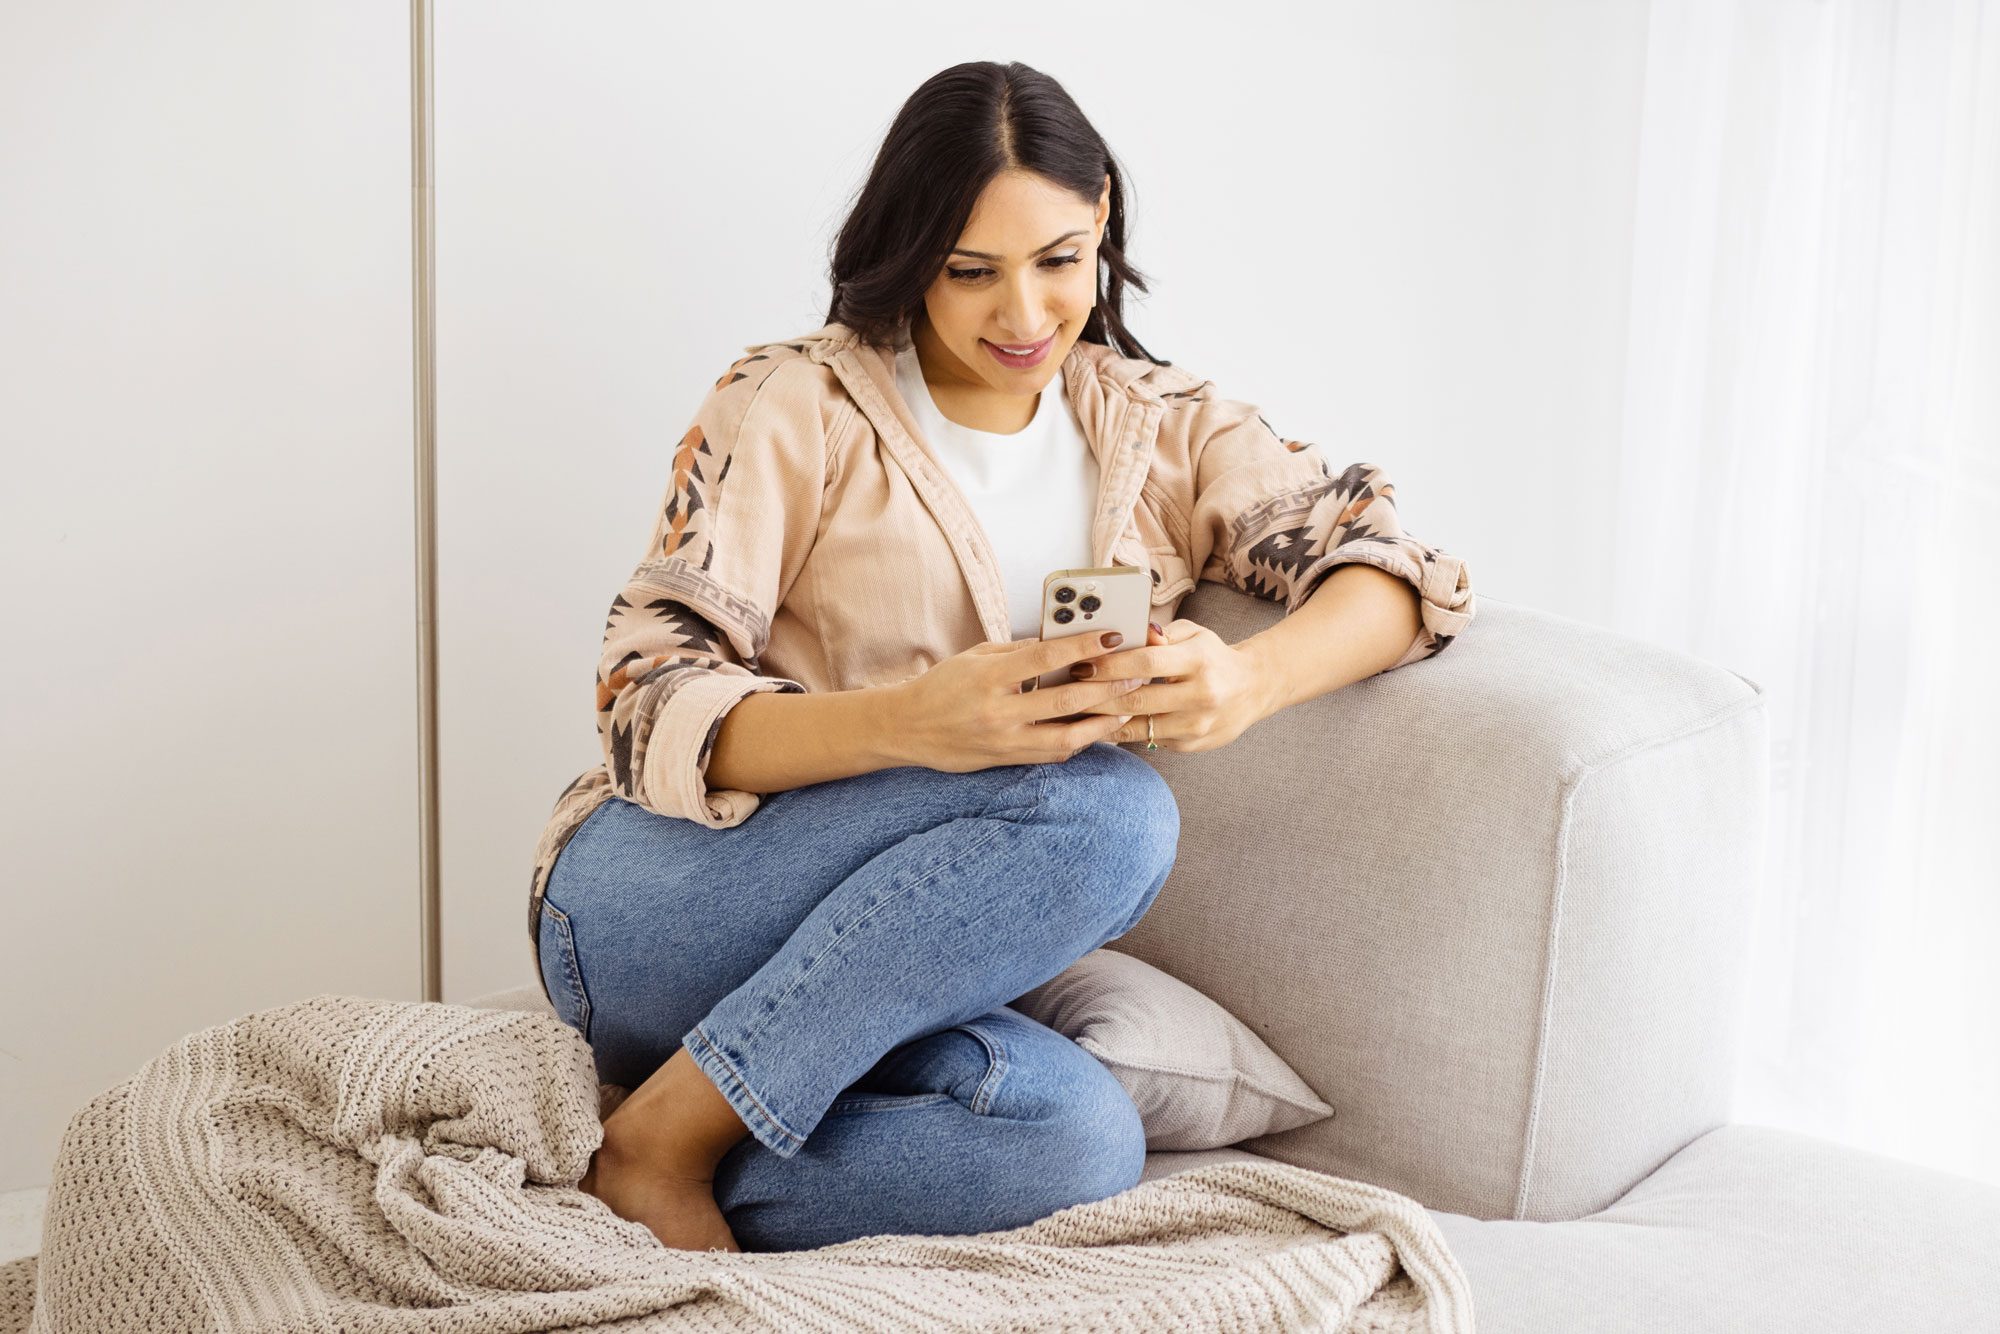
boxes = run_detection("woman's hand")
[1070,619,1274,753]
[888,628,1158,772]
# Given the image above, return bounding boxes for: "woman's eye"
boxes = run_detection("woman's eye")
[946,255,1084,282]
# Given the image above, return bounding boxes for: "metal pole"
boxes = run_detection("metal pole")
[410,0,442,1002]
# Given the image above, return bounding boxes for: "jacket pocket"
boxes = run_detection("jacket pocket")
[537,900,594,1044]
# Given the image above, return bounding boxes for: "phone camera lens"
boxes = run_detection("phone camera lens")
[1078,594,1101,613]
[1052,606,1074,625]
[1053,586,1075,604]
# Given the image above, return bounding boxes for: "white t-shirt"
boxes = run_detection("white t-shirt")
[893,342,1099,641]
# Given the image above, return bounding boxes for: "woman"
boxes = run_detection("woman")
[529,60,1475,1254]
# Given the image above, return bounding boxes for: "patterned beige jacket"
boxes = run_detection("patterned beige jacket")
[526,319,1475,952]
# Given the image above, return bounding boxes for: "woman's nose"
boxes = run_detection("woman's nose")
[997,275,1046,336]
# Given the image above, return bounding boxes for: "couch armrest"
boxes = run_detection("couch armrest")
[1115,587,1767,1222]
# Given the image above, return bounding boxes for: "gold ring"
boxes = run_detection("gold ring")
[1145,715,1157,751]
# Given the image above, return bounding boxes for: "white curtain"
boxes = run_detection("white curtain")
[1611,0,2000,1186]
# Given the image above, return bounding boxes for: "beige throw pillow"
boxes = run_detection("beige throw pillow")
[1007,947,1335,1150]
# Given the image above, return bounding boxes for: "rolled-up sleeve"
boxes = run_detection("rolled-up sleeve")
[595,354,832,827]
[1185,390,1474,670]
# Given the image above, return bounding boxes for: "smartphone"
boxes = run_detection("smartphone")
[1021,565,1153,720]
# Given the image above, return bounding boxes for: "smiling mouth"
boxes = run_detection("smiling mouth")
[982,333,1056,365]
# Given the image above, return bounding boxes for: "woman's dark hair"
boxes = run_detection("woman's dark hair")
[825,61,1166,365]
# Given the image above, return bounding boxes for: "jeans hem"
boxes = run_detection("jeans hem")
[684,1023,806,1160]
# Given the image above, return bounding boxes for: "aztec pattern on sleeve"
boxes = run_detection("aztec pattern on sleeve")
[1163,375,1475,670]
[593,587,804,811]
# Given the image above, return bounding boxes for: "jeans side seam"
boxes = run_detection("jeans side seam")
[956,1020,1010,1116]
[543,904,592,1041]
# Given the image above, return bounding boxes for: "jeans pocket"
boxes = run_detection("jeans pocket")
[537,900,594,1045]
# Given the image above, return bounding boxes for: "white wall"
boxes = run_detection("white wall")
[0,5,416,1189]
[439,0,1651,1001]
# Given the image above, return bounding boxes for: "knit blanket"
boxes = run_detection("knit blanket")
[0,995,1475,1333]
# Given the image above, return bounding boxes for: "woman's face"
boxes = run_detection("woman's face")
[913,169,1112,398]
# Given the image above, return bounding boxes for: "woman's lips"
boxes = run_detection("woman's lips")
[983,333,1054,369]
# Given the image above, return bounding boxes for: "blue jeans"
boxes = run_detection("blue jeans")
[535,740,1181,1252]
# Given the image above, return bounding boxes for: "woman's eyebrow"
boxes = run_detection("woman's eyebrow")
[949,230,1087,261]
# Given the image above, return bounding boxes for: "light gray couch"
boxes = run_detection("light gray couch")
[475,585,2000,1331]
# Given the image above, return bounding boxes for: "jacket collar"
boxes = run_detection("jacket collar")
[746,320,1168,643]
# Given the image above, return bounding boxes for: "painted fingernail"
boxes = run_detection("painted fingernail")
[1071,663,1094,679]
[1100,631,1123,647]
[1149,622,1163,636]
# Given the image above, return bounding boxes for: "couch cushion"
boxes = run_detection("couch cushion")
[468,984,555,1015]
[1431,1123,2000,1330]
[1140,1145,1273,1185]
[1152,1128,2000,1331]
[1008,947,1335,1150]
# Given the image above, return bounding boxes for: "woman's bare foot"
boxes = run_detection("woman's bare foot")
[580,1143,741,1252]
[578,1044,755,1253]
